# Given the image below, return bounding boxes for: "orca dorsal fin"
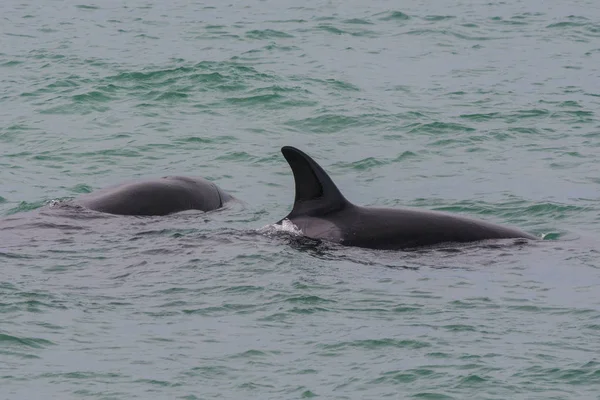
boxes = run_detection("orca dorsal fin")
[281,146,351,218]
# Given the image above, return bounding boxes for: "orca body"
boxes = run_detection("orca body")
[278,146,537,250]
[74,176,233,216]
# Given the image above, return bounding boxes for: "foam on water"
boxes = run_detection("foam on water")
[257,218,303,236]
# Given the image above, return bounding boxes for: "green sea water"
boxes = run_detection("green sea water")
[1,0,600,398]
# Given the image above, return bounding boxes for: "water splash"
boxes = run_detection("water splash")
[257,218,303,236]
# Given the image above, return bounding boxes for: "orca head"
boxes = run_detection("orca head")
[280,146,351,222]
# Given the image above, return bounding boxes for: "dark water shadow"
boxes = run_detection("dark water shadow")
[260,228,559,271]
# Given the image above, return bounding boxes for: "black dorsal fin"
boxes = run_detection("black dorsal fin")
[281,146,351,218]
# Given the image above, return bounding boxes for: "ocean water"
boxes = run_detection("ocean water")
[1,0,600,398]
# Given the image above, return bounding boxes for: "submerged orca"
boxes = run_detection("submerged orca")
[278,146,537,250]
[74,176,234,216]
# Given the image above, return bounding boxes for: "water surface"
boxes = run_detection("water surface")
[1,0,600,398]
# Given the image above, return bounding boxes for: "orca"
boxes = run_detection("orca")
[278,146,538,250]
[74,176,234,216]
